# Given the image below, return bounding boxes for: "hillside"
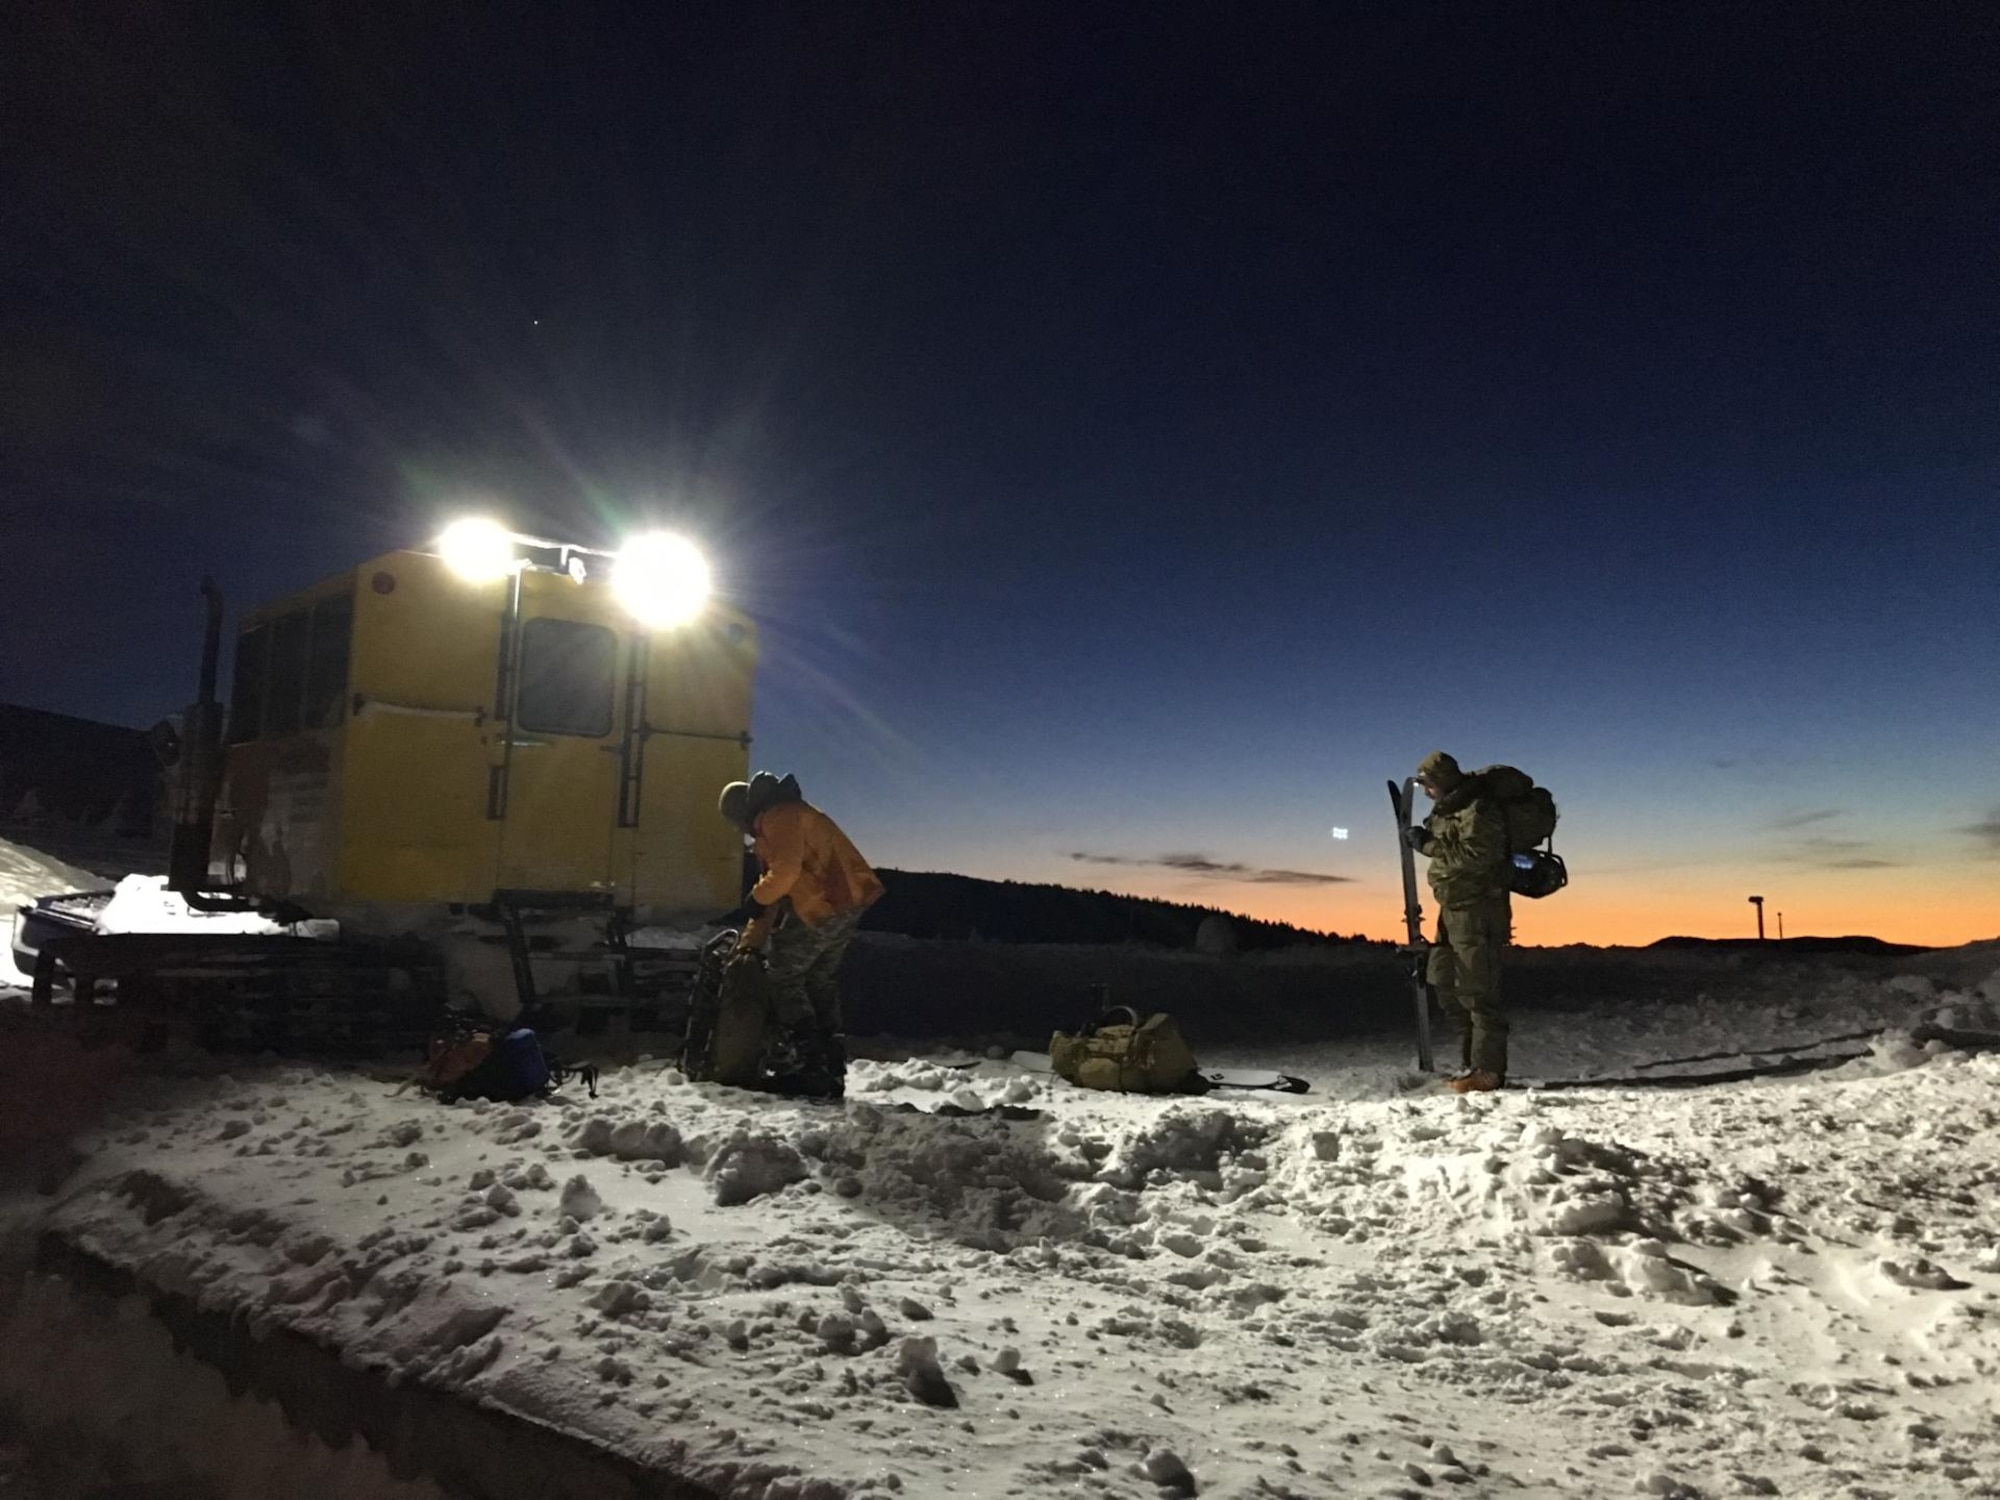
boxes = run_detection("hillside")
[860,866,1356,950]
[1649,934,1935,957]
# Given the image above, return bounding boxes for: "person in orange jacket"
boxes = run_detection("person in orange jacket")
[717,772,884,1082]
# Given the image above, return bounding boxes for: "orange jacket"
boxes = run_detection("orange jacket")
[749,800,884,927]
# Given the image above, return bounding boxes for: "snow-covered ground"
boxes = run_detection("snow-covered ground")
[5,953,1999,1500]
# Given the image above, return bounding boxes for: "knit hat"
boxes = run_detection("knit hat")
[717,781,751,829]
[720,771,803,830]
[1416,751,1463,790]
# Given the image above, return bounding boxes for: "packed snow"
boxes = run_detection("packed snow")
[6,950,2000,1499]
[90,872,292,937]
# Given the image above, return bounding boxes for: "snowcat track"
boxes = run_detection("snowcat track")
[31,930,445,1057]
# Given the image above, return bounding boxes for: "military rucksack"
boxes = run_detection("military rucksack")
[682,929,776,1089]
[1049,1006,1202,1094]
[681,929,845,1098]
[1472,765,1568,899]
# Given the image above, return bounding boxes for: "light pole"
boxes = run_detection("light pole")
[1777,911,1784,940]
[1748,895,1765,940]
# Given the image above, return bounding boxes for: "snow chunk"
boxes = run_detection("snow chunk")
[1142,1446,1196,1494]
[1101,1105,1269,1189]
[588,1280,651,1318]
[1878,1256,1970,1291]
[896,1336,957,1408]
[707,1131,808,1206]
[1617,1239,1721,1305]
[576,1115,684,1164]
[557,1174,604,1221]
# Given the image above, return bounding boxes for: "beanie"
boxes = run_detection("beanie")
[1416,751,1463,790]
[717,781,751,828]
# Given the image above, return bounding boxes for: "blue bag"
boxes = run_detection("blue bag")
[425,1022,593,1102]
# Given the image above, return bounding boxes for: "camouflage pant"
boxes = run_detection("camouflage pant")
[1427,895,1511,1077]
[764,906,863,1031]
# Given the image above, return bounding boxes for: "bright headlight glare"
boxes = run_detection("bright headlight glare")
[613,532,711,628]
[438,517,517,583]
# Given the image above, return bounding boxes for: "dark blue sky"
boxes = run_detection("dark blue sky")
[5,2,1997,940]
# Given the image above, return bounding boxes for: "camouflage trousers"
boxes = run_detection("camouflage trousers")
[1427,895,1511,1077]
[764,906,863,1031]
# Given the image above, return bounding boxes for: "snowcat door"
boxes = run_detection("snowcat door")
[628,620,756,919]
[490,573,627,901]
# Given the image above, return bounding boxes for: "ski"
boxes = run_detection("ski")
[1007,1050,1309,1094]
[1522,1023,2000,1089]
[1389,777,1436,1072]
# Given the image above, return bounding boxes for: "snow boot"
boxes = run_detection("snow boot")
[1445,1069,1504,1094]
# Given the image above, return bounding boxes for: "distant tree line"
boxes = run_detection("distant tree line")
[0,704,160,836]
[860,867,1363,950]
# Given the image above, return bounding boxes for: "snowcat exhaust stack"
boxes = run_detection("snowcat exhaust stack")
[168,578,230,902]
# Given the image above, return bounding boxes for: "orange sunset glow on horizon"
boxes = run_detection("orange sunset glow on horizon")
[1049,867,2000,952]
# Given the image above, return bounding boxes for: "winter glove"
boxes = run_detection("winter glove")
[714,894,768,929]
[1403,825,1432,854]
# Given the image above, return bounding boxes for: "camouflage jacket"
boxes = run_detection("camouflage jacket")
[1421,778,1512,909]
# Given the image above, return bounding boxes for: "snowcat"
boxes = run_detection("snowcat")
[19,520,756,1050]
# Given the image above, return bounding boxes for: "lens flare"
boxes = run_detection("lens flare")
[612,532,711,628]
[437,517,517,583]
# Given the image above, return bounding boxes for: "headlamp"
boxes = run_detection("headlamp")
[612,531,711,628]
[437,517,518,584]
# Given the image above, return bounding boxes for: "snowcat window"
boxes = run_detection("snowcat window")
[516,617,616,737]
[304,591,353,729]
[264,609,311,738]
[229,625,269,744]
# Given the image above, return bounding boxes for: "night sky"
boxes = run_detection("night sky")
[5,2,1997,944]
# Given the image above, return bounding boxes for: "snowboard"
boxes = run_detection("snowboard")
[1008,1050,1309,1095]
[1388,777,1436,1073]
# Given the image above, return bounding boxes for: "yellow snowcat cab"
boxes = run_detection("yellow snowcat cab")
[27,523,757,1048]
[215,525,754,923]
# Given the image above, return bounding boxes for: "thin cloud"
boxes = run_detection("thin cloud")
[1068,851,1353,886]
[1781,836,1899,871]
[1770,807,1844,830]
[1962,810,2000,851]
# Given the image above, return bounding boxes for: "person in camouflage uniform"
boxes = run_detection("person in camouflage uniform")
[715,771,883,1096]
[1406,750,1512,1092]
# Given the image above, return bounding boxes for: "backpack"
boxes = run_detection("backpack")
[1472,765,1568,900]
[680,930,845,1098]
[424,1020,597,1103]
[1049,1006,1202,1094]
[682,930,776,1088]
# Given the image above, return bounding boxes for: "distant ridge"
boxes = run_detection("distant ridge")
[0,703,158,834]
[1649,935,1934,957]
[862,868,1359,950]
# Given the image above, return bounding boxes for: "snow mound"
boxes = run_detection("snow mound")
[706,1130,808,1206]
[94,874,285,936]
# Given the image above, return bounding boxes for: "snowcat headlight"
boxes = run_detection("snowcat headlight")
[438,517,518,583]
[612,532,711,628]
